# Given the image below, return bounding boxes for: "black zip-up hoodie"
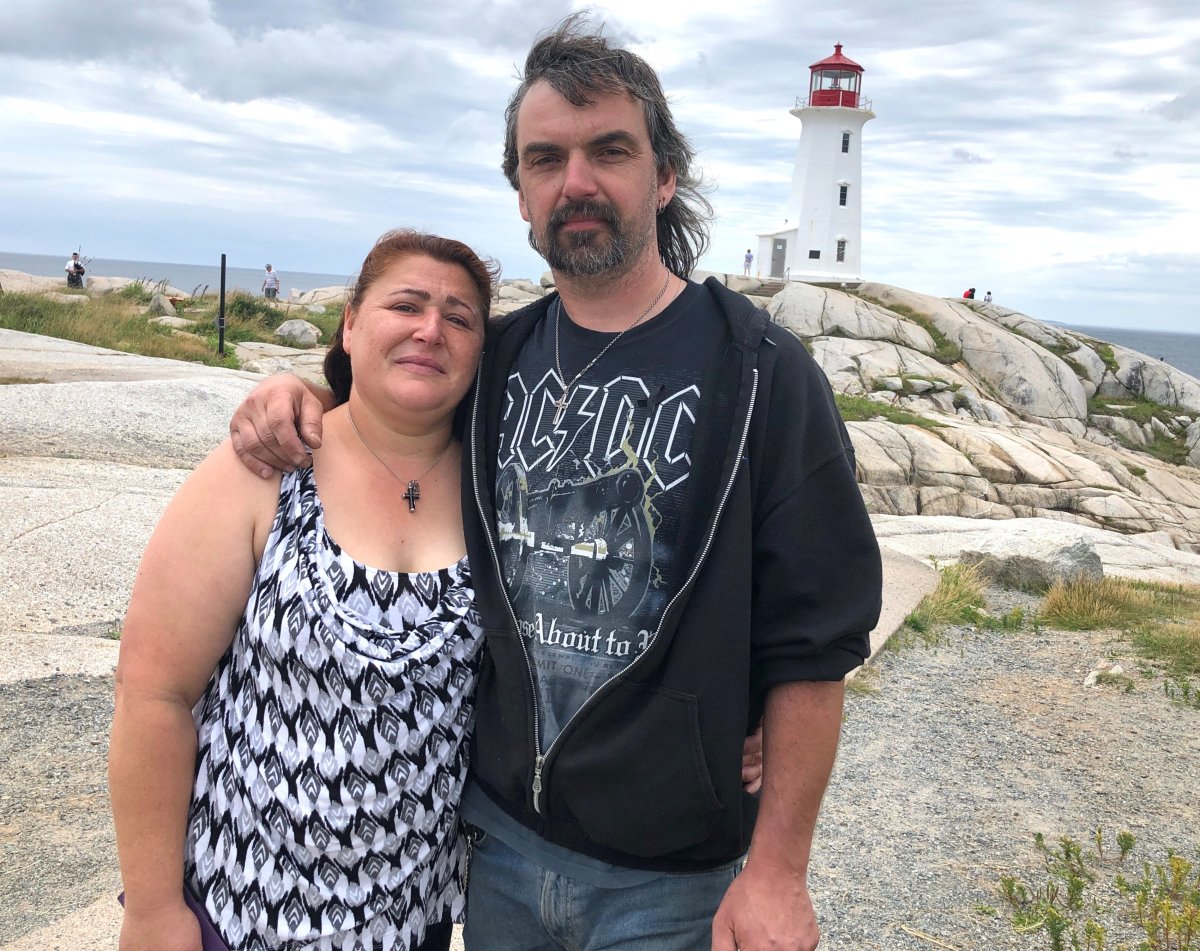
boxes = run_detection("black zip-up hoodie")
[463,278,882,872]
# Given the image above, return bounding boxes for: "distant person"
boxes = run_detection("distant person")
[743,248,753,276]
[962,287,975,299]
[984,290,992,303]
[261,263,281,300]
[65,252,86,289]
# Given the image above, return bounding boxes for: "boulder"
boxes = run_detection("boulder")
[1188,420,1200,468]
[769,283,934,352]
[497,284,540,302]
[45,293,88,305]
[288,286,347,308]
[503,279,545,298]
[1098,344,1200,413]
[1091,414,1147,447]
[491,299,532,317]
[148,294,176,317]
[857,283,1089,433]
[148,315,197,330]
[540,271,556,288]
[725,275,764,295]
[274,319,321,347]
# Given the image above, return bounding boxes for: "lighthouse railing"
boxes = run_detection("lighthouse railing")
[795,94,873,111]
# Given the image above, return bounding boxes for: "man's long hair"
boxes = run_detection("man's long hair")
[502,14,712,279]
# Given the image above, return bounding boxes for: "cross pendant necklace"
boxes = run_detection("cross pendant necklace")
[552,393,570,427]
[347,407,452,514]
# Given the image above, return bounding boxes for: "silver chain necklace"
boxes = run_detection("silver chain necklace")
[347,407,453,513]
[552,271,672,426]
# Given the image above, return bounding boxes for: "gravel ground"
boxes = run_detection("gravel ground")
[2,585,1197,949]
[0,675,118,944]
[813,587,1200,950]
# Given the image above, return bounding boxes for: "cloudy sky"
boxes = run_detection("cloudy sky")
[2,0,1197,332]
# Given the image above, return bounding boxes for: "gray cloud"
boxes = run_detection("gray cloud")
[952,148,990,165]
[2,0,1198,331]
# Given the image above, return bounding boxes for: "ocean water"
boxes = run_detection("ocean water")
[5,249,1198,381]
[0,251,352,298]
[1061,323,1200,381]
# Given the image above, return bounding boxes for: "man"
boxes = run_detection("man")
[261,263,280,300]
[65,251,86,288]
[231,16,880,951]
[743,248,753,276]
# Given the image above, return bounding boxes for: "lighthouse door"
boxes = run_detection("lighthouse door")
[771,238,787,278]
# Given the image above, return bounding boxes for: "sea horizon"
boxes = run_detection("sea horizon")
[0,250,353,298]
[4,249,1198,380]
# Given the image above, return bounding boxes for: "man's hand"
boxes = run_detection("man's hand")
[228,374,331,478]
[714,680,844,950]
[741,723,763,794]
[711,861,819,950]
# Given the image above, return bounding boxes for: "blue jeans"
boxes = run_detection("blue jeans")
[463,830,744,950]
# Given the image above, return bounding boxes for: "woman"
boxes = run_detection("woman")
[109,230,495,951]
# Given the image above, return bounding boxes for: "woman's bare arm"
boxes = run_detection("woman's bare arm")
[109,441,277,949]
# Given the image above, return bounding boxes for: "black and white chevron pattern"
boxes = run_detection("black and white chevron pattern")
[184,466,481,950]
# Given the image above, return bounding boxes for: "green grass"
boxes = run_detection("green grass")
[834,393,944,430]
[1039,577,1200,676]
[0,374,51,385]
[1087,395,1189,466]
[0,290,342,369]
[0,291,240,368]
[1094,342,1120,375]
[889,563,989,648]
[1088,394,1175,425]
[856,294,963,364]
[845,665,881,695]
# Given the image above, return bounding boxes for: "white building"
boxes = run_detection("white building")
[758,44,874,285]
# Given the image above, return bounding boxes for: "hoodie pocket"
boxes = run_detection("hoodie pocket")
[552,682,724,858]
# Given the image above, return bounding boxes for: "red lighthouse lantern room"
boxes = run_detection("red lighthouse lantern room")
[808,43,864,108]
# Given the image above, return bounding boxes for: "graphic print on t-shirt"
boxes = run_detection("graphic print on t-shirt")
[495,284,724,745]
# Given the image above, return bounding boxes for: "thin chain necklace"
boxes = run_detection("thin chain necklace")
[552,271,673,426]
[347,407,453,513]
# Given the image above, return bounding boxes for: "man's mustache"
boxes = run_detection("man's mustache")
[548,201,619,231]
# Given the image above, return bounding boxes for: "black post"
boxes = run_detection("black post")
[217,253,227,356]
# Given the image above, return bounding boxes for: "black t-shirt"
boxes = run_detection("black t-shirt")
[495,281,727,745]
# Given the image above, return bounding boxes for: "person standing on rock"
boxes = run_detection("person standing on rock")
[65,251,86,289]
[110,230,496,951]
[743,247,754,276]
[227,15,881,951]
[261,263,280,301]
[984,290,993,303]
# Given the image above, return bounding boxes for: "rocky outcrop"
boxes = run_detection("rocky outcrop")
[274,319,321,347]
[6,261,1199,557]
[729,276,1200,550]
[288,285,347,308]
[873,514,1200,585]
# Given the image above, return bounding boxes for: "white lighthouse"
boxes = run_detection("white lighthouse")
[758,44,874,285]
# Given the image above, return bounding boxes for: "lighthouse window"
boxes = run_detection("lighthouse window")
[839,185,849,206]
[841,132,850,153]
[808,250,821,260]
[837,240,847,262]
